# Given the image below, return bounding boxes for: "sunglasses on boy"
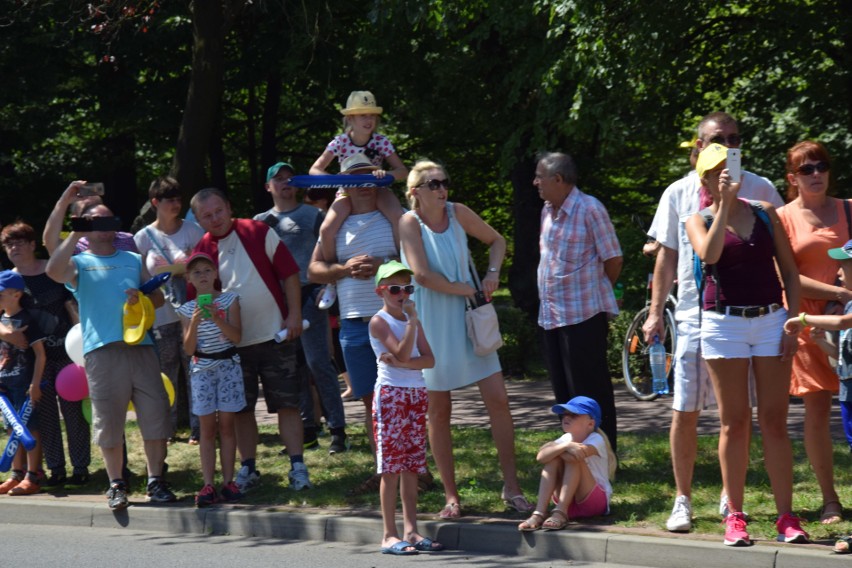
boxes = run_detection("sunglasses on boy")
[377,284,415,295]
[796,161,830,175]
[416,178,450,191]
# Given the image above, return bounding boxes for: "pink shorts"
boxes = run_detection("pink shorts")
[372,385,428,474]
[553,484,609,518]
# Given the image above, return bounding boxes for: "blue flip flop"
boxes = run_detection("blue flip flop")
[381,541,419,555]
[413,537,444,552]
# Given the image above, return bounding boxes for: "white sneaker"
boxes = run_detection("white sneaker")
[288,462,312,491]
[317,284,336,310]
[666,495,692,532]
[720,493,749,520]
[235,465,261,492]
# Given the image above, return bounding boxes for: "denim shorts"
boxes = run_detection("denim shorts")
[339,318,377,399]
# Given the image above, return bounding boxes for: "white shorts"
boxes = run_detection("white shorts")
[672,320,716,413]
[700,308,787,359]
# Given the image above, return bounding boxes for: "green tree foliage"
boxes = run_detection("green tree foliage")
[2,0,852,323]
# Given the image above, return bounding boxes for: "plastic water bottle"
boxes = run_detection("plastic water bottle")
[649,335,669,395]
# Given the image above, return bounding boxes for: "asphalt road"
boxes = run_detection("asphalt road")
[0,523,637,568]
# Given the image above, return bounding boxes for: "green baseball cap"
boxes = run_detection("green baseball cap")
[374,260,412,286]
[266,162,295,183]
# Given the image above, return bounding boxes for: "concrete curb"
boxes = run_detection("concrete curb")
[1,499,847,567]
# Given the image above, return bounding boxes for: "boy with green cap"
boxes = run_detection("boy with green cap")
[369,261,442,555]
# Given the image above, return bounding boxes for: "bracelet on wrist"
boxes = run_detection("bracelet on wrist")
[799,312,808,327]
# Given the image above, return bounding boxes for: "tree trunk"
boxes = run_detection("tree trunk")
[508,157,541,322]
[171,0,227,197]
[256,69,282,212]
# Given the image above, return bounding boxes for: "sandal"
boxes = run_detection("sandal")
[821,500,843,525]
[438,502,461,519]
[835,535,852,554]
[502,491,534,513]
[518,511,545,532]
[542,509,569,531]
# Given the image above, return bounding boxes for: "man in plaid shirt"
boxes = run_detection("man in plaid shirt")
[534,152,623,451]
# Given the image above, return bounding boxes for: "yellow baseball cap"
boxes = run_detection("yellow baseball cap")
[123,295,155,345]
[696,142,728,178]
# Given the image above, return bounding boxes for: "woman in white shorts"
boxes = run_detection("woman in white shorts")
[686,143,805,547]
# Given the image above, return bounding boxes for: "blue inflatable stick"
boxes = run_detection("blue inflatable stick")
[287,174,394,189]
[0,394,35,454]
[0,396,32,472]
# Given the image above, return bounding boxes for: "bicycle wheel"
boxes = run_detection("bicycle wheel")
[622,307,677,401]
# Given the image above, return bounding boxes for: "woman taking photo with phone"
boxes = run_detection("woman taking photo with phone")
[399,160,531,519]
[777,141,845,525]
[686,143,806,547]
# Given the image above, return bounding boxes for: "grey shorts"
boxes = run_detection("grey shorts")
[85,343,173,447]
[190,358,247,416]
[237,340,300,413]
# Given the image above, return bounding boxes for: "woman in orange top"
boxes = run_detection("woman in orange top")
[777,140,846,524]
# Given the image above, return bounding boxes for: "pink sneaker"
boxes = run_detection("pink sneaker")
[723,512,751,547]
[776,512,809,543]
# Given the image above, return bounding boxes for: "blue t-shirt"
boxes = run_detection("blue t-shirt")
[254,205,323,286]
[67,250,153,354]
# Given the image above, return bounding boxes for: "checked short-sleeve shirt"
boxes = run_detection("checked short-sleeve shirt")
[537,187,622,330]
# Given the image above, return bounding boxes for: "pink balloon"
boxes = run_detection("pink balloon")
[55,364,88,402]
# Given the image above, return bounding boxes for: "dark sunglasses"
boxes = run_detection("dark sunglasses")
[378,284,415,295]
[417,178,450,191]
[796,161,830,175]
[708,134,742,147]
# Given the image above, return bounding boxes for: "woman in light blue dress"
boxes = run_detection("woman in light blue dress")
[400,160,531,519]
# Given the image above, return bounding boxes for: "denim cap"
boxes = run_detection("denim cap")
[551,395,601,429]
[374,260,412,286]
[266,162,295,183]
[0,270,25,292]
[828,239,852,260]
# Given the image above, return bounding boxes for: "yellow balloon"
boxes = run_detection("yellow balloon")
[162,373,175,406]
[127,373,175,412]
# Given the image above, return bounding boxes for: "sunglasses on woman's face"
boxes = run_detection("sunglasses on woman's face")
[417,178,450,191]
[796,161,830,175]
[377,284,415,295]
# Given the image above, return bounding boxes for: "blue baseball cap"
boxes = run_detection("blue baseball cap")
[0,270,25,292]
[266,162,295,183]
[551,396,601,429]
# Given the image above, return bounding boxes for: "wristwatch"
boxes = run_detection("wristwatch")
[488,267,498,273]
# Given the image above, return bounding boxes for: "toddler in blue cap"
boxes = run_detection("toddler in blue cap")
[518,395,615,531]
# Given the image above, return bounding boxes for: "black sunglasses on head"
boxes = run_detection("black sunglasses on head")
[796,162,830,175]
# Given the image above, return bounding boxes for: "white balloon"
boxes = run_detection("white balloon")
[65,323,85,366]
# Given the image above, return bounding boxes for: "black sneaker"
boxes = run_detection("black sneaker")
[303,427,320,450]
[44,471,67,488]
[220,481,244,503]
[146,479,177,503]
[107,482,129,510]
[65,472,91,488]
[195,484,218,508]
[328,433,349,455]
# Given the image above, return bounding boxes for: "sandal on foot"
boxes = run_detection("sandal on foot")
[543,509,569,531]
[821,500,843,525]
[502,491,534,513]
[438,502,461,519]
[835,536,852,554]
[381,541,418,555]
[518,511,546,532]
[412,537,444,552]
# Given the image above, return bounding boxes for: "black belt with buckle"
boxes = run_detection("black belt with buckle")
[714,303,782,318]
[344,316,372,323]
[194,347,238,360]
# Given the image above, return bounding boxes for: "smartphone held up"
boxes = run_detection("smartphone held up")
[78,182,105,197]
[726,148,742,183]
